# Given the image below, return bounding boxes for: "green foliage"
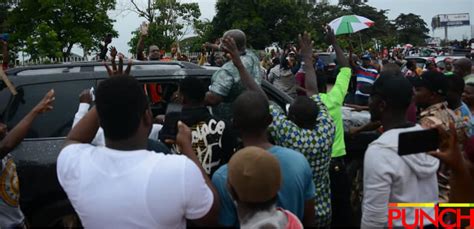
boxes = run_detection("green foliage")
[178,19,213,52]
[210,0,315,50]
[208,1,430,51]
[25,23,62,59]
[394,13,429,46]
[6,0,117,58]
[128,0,201,54]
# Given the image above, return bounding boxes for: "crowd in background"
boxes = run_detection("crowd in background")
[1,23,474,229]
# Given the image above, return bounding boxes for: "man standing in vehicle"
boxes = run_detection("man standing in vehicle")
[205,29,261,121]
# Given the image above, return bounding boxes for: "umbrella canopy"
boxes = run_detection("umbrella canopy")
[328,15,374,36]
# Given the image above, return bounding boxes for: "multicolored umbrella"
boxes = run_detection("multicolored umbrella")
[328,15,374,36]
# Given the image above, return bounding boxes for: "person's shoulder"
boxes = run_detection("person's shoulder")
[338,67,352,76]
[153,153,188,165]
[245,49,258,59]
[268,146,306,161]
[211,164,228,184]
[150,153,198,178]
[59,144,94,160]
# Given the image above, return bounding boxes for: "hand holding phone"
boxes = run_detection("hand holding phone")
[159,103,182,142]
[398,128,440,156]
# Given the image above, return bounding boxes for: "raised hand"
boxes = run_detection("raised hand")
[175,121,192,152]
[104,34,113,45]
[32,89,55,114]
[140,22,149,36]
[429,122,464,171]
[104,55,132,77]
[220,37,240,62]
[79,89,93,104]
[325,26,337,45]
[298,31,314,60]
[109,46,117,59]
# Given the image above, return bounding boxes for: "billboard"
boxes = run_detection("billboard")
[432,13,470,29]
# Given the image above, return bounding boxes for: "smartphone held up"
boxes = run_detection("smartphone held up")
[398,128,440,156]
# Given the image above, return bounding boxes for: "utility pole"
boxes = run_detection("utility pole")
[444,25,448,42]
[148,0,153,23]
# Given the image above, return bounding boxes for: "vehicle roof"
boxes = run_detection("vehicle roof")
[4,61,216,86]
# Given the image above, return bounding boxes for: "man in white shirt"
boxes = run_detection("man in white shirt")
[57,75,219,228]
[360,72,439,228]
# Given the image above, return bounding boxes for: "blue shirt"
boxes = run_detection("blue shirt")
[211,145,316,227]
[315,59,325,71]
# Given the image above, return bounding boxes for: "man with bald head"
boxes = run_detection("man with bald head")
[205,29,261,121]
[454,58,474,83]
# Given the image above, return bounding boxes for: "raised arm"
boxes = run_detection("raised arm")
[0,90,55,159]
[2,41,9,69]
[98,35,112,61]
[64,107,100,147]
[348,46,358,68]
[298,32,318,97]
[221,37,268,100]
[136,22,148,61]
[326,28,352,103]
[329,29,348,68]
[176,121,220,225]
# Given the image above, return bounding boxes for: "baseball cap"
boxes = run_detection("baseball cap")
[227,147,281,203]
[360,74,413,107]
[410,71,448,96]
[361,54,371,60]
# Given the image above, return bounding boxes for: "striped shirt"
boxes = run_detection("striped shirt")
[355,66,379,97]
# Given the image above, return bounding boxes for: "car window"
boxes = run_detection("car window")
[4,80,95,138]
[138,76,289,117]
[141,81,180,117]
[319,55,334,65]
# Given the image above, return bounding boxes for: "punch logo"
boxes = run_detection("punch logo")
[388,203,474,228]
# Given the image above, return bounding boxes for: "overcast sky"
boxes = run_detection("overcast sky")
[78,0,474,56]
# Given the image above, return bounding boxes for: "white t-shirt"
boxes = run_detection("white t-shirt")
[57,144,213,229]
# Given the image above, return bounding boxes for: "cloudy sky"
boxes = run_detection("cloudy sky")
[86,0,474,56]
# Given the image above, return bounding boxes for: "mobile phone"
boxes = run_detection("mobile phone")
[398,129,439,156]
[159,103,182,142]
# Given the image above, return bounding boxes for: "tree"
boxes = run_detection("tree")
[209,0,315,50]
[127,0,201,54]
[25,23,63,59]
[394,13,429,46]
[6,0,117,58]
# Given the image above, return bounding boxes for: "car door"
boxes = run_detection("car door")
[2,79,96,224]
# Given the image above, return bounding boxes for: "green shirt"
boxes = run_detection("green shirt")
[209,50,261,121]
[320,67,352,158]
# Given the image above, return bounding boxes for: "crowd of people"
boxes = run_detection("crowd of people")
[1,22,474,229]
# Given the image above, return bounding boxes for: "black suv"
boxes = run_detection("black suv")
[1,61,292,227]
